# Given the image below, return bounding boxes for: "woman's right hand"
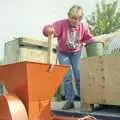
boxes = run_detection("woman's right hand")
[47,26,55,35]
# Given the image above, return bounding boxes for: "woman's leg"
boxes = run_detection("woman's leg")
[70,51,81,98]
[57,52,74,103]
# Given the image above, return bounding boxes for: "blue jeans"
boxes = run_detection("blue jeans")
[57,51,81,103]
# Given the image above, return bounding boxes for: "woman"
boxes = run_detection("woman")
[43,5,101,110]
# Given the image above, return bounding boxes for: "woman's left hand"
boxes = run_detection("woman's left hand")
[100,39,110,47]
[100,39,105,47]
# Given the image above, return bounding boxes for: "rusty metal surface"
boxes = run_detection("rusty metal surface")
[0,93,28,120]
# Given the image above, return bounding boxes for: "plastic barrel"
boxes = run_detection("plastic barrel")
[85,42,104,57]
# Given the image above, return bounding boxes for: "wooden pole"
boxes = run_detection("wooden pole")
[47,34,54,65]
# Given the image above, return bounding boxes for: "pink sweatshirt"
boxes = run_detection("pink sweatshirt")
[43,19,96,53]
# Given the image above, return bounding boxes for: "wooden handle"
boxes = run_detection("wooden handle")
[47,34,54,64]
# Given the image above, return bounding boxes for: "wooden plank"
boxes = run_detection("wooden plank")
[18,37,57,49]
[103,56,120,105]
[81,57,105,104]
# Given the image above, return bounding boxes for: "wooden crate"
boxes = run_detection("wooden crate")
[80,56,120,111]
[4,37,57,64]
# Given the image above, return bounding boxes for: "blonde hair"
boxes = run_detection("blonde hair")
[68,5,84,18]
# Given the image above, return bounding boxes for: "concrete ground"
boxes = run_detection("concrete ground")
[51,100,120,120]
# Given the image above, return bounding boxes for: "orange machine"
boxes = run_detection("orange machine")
[0,61,80,120]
